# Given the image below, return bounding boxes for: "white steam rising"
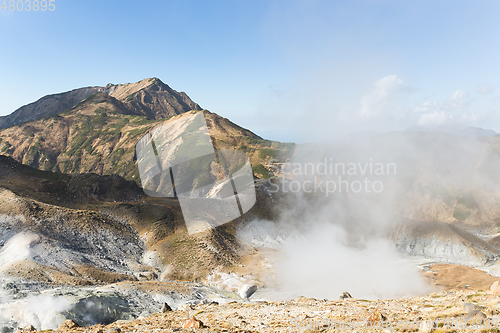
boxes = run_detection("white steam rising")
[274,222,432,299]
[235,135,470,300]
[0,293,72,330]
[238,219,433,300]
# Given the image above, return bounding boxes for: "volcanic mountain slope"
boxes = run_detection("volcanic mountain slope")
[4,158,500,330]
[5,78,500,229]
[0,154,278,286]
[0,78,292,181]
[6,78,500,277]
[0,78,201,130]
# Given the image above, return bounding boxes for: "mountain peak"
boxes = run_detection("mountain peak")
[0,78,202,129]
[102,78,159,100]
[102,78,202,120]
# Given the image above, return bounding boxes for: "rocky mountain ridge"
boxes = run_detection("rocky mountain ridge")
[0,79,292,182]
[0,78,202,130]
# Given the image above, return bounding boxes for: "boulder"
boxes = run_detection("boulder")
[57,319,79,331]
[239,284,257,299]
[161,302,172,313]
[183,316,204,328]
[366,309,386,325]
[178,303,194,311]
[135,272,157,281]
[340,291,352,300]
[491,281,500,296]
[106,328,121,333]
[466,309,487,321]
[464,302,486,313]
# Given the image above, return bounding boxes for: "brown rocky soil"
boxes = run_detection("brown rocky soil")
[17,286,500,332]
[423,263,500,291]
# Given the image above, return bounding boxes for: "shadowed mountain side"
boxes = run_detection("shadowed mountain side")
[0,155,144,207]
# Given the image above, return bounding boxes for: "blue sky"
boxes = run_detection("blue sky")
[1,0,500,143]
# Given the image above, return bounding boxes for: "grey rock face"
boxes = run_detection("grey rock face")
[465,309,487,320]
[464,302,486,313]
[340,291,352,300]
[239,284,258,299]
[161,302,172,313]
[392,221,500,266]
[0,279,236,330]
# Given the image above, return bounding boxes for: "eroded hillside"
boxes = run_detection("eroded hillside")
[0,79,293,181]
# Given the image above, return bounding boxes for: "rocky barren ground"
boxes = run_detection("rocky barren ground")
[5,157,500,332]
[15,285,500,333]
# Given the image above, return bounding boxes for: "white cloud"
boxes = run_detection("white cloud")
[414,89,483,127]
[448,89,469,108]
[360,75,404,118]
[477,84,494,95]
[352,78,497,132]
[417,111,449,126]
[414,101,438,113]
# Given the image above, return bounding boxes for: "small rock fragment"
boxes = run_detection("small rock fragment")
[183,316,204,328]
[491,281,500,296]
[366,308,386,325]
[340,291,352,300]
[57,319,79,331]
[135,271,157,281]
[178,303,195,311]
[22,325,36,332]
[106,328,121,333]
[464,302,486,313]
[161,302,173,313]
[466,309,487,320]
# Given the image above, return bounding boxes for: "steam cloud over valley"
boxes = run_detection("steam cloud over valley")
[237,132,500,300]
